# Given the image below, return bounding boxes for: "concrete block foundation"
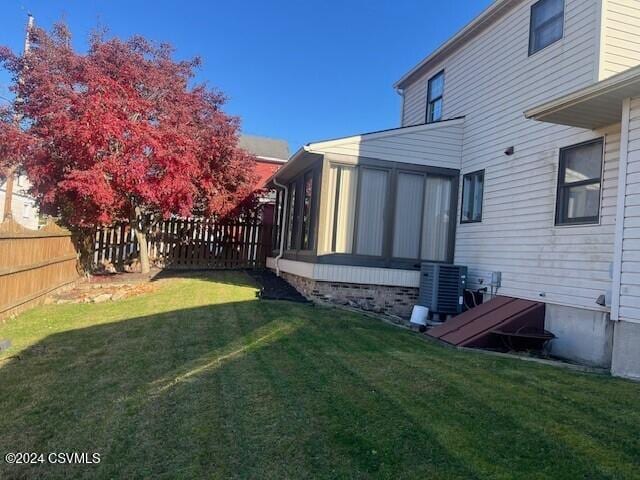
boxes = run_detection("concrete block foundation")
[612,320,640,380]
[544,304,613,368]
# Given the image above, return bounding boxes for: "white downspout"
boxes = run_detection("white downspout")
[272,177,288,277]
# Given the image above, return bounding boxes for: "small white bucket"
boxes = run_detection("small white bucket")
[410,305,429,326]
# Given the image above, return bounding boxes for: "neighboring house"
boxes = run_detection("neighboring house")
[267,0,640,380]
[0,172,39,229]
[239,134,289,194]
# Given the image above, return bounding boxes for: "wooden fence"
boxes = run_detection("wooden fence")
[0,218,79,320]
[94,217,273,270]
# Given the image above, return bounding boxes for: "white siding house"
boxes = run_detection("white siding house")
[269,0,640,379]
[600,0,640,78]
[0,173,39,229]
[620,97,640,322]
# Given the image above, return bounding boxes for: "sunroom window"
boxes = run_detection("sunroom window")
[324,165,357,254]
[301,171,314,250]
[322,162,456,264]
[393,172,425,259]
[355,168,388,256]
[421,176,453,261]
[392,173,453,262]
[286,182,297,250]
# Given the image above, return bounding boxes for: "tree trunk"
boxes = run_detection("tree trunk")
[133,227,150,274]
[2,166,16,221]
[71,227,96,276]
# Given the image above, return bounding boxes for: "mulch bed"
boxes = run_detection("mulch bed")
[247,270,310,303]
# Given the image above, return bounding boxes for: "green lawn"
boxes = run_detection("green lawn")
[0,272,639,479]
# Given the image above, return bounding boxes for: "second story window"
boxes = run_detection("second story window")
[426,71,444,123]
[529,0,564,55]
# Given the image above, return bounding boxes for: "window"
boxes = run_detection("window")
[393,172,425,259]
[355,168,388,256]
[556,139,603,226]
[301,171,314,250]
[422,176,453,261]
[426,71,445,123]
[392,173,453,261]
[273,189,285,248]
[322,162,457,264]
[323,165,357,254]
[286,182,297,249]
[529,0,564,55]
[281,168,319,252]
[461,170,484,223]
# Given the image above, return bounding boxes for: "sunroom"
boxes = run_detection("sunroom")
[266,118,464,315]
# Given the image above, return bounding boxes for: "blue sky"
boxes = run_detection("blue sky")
[0,0,492,153]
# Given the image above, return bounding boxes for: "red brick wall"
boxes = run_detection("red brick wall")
[254,159,283,189]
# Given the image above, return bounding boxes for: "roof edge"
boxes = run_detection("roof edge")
[394,0,520,90]
[524,65,640,121]
[306,116,465,150]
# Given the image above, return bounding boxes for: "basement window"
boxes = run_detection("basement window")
[461,170,484,223]
[426,71,445,123]
[529,0,564,55]
[556,139,603,226]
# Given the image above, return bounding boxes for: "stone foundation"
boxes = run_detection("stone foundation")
[280,272,418,318]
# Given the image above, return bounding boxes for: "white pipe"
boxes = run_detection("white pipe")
[272,176,288,277]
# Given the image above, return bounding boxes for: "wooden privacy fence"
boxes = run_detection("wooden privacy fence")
[94,217,273,270]
[0,218,78,320]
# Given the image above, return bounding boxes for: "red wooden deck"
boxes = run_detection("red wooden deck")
[427,296,545,349]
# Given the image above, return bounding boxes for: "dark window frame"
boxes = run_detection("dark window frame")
[324,159,459,268]
[285,180,298,250]
[391,169,427,261]
[460,170,484,224]
[280,164,321,255]
[555,138,604,226]
[528,0,565,56]
[352,165,391,258]
[426,70,445,123]
[301,170,315,250]
[272,188,285,249]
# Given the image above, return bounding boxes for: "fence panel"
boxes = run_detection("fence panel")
[95,217,272,271]
[0,218,79,320]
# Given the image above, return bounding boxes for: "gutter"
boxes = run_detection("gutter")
[267,145,315,276]
[272,176,289,277]
[263,146,309,188]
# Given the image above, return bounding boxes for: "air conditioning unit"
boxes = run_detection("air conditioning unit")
[419,263,468,316]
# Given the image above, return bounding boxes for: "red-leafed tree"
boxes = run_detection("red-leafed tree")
[0,24,258,273]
